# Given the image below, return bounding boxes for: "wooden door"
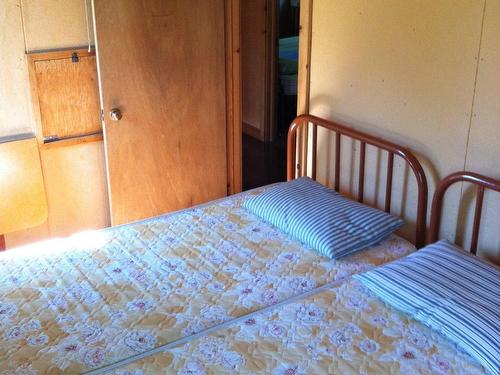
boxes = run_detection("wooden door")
[94,0,228,225]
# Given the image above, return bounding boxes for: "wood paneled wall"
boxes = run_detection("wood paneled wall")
[2,0,109,248]
[28,49,102,141]
[461,0,500,261]
[307,0,499,261]
[0,138,47,234]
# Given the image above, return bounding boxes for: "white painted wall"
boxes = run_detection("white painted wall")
[1,0,94,139]
[0,1,35,138]
[22,0,94,51]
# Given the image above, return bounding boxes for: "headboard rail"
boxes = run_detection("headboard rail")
[287,114,428,248]
[428,171,500,254]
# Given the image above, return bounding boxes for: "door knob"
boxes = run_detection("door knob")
[109,108,122,121]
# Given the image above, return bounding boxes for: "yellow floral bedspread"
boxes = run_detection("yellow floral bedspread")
[0,188,414,374]
[110,280,485,375]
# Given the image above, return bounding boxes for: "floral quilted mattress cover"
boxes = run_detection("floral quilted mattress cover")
[103,280,486,375]
[0,187,414,374]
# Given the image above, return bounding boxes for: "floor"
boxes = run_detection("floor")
[242,133,287,191]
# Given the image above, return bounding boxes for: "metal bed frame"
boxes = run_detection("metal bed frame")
[428,171,500,254]
[287,114,428,248]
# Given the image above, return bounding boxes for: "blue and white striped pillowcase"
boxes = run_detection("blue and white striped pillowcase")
[354,240,500,375]
[243,177,404,259]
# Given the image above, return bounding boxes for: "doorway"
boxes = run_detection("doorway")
[241,0,300,190]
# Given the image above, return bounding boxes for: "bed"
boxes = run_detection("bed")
[278,36,299,96]
[0,116,429,373]
[88,171,500,375]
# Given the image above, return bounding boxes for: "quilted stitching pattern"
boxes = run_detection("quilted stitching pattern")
[116,280,486,375]
[0,188,414,373]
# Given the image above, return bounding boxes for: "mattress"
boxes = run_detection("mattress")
[106,279,486,375]
[0,186,414,374]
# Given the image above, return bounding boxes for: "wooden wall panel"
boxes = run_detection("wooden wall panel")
[0,138,48,234]
[462,0,500,261]
[3,223,49,249]
[40,141,110,237]
[308,0,485,246]
[29,49,101,141]
[5,141,110,248]
[3,2,110,248]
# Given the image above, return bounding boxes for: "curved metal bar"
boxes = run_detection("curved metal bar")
[287,114,428,248]
[428,171,500,252]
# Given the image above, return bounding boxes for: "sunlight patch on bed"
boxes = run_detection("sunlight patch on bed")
[0,229,110,260]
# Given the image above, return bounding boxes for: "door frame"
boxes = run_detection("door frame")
[235,0,314,186]
[263,0,278,142]
[226,0,242,194]
[224,0,313,189]
[296,0,313,178]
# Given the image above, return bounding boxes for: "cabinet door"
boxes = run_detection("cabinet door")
[94,0,228,225]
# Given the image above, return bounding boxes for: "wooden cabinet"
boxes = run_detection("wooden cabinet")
[28,49,102,143]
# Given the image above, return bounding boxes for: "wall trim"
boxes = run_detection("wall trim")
[225,0,242,194]
[296,0,313,178]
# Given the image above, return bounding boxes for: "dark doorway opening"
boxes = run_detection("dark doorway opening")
[241,0,300,191]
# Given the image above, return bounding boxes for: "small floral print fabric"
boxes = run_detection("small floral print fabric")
[112,280,486,375]
[0,188,414,374]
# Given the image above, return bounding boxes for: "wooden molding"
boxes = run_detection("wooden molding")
[296,0,313,178]
[243,122,265,141]
[40,132,103,150]
[27,48,95,62]
[225,0,242,194]
[263,0,278,142]
[0,235,5,251]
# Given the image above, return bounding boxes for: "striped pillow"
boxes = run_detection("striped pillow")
[354,240,500,375]
[243,177,403,258]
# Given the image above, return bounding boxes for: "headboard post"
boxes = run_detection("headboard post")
[287,114,428,248]
[428,171,500,254]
